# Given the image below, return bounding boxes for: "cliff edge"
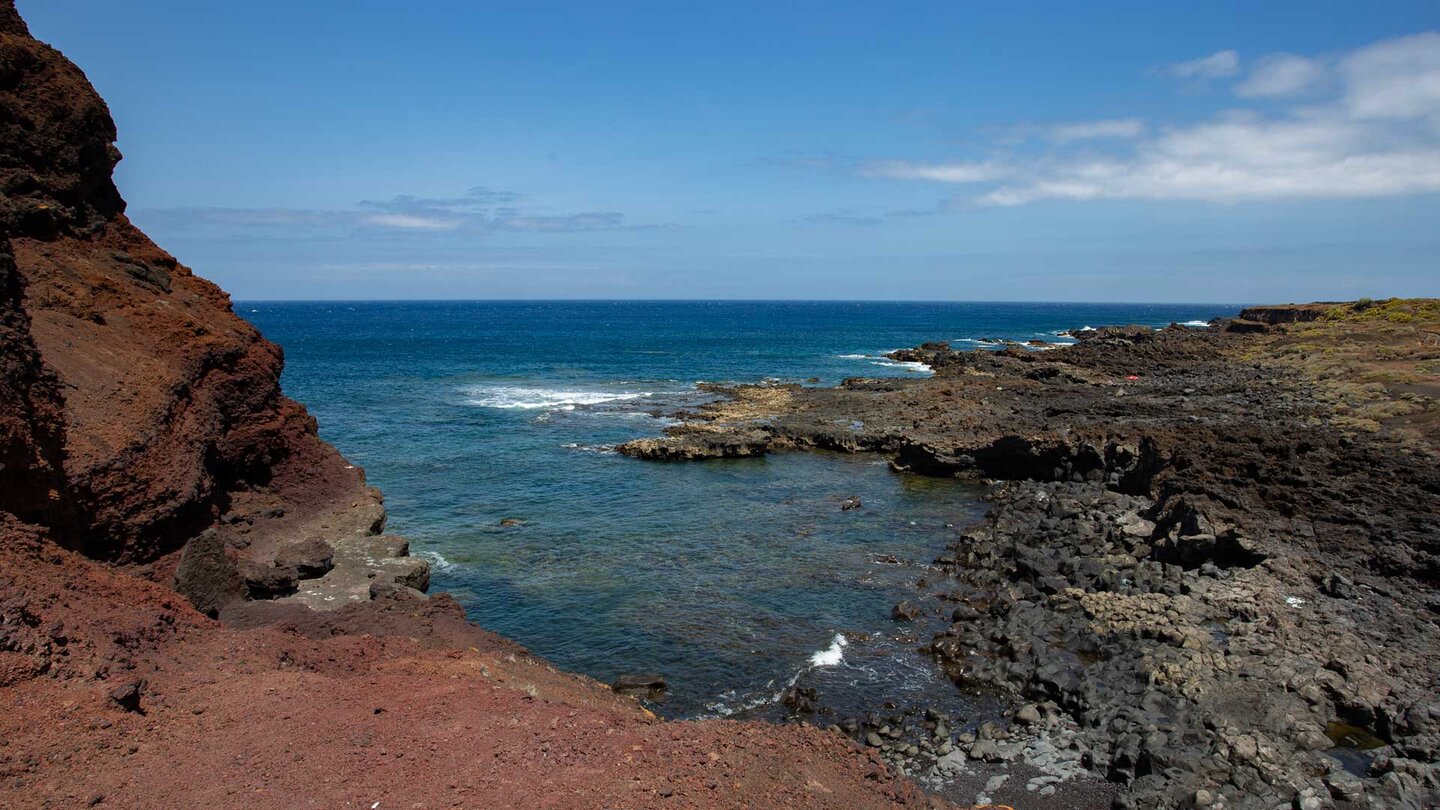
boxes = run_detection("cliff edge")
[1,2,425,613]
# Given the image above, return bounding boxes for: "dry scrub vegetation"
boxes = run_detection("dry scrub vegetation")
[1252,299,1440,442]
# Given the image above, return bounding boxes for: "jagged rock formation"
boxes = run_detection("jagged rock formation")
[1,2,423,613]
[621,312,1440,808]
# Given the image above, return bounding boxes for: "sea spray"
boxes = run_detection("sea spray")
[808,633,848,667]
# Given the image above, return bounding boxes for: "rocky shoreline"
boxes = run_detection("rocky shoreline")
[4,3,1438,807]
[618,306,1440,809]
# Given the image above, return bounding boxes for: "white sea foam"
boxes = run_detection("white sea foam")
[705,687,782,718]
[462,385,651,410]
[808,633,848,667]
[871,359,933,374]
[703,633,850,718]
[1180,320,1211,327]
[839,352,933,375]
[418,550,456,573]
[560,441,619,454]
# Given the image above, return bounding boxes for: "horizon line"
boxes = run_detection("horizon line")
[232,297,1257,306]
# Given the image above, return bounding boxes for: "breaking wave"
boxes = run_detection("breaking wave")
[703,633,848,718]
[462,385,652,410]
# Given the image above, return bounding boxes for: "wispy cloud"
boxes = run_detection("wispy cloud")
[1165,49,1241,79]
[1236,54,1326,98]
[860,160,1002,183]
[865,32,1440,206]
[1048,118,1145,143]
[358,186,522,212]
[138,185,648,237]
[361,213,459,230]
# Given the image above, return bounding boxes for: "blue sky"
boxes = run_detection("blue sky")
[21,0,1440,301]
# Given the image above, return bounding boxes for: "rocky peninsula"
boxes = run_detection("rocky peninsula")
[619,301,1440,808]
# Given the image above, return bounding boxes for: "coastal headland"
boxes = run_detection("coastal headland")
[2,2,1438,808]
[619,301,1440,808]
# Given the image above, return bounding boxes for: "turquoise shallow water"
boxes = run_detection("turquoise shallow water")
[241,300,1239,718]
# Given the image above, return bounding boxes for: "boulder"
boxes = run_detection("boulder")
[173,528,246,617]
[274,536,334,578]
[892,600,923,621]
[611,674,667,696]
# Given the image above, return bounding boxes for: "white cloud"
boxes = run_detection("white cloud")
[138,186,645,237]
[1167,50,1240,79]
[1339,32,1440,120]
[870,32,1440,206]
[861,160,1002,183]
[1236,54,1326,97]
[362,213,458,230]
[1049,118,1145,142]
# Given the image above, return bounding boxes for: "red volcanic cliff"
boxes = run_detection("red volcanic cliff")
[0,5,938,807]
[1,1,368,564]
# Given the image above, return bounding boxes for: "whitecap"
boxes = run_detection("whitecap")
[418,550,456,573]
[836,353,871,360]
[808,633,848,667]
[702,633,849,718]
[461,385,652,410]
[871,359,933,374]
[1180,320,1211,327]
[560,441,619,454]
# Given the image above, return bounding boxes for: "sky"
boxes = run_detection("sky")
[20,0,1440,302]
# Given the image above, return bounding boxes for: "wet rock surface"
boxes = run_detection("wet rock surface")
[628,314,1440,808]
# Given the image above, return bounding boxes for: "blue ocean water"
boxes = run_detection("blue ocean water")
[241,301,1239,719]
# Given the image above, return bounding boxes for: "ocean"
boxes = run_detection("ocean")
[241,300,1238,720]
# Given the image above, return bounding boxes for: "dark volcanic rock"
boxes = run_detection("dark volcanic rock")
[623,299,1440,808]
[105,678,145,714]
[612,674,668,696]
[274,536,334,578]
[172,528,246,617]
[891,600,924,621]
[1238,303,1337,324]
[1222,318,1270,333]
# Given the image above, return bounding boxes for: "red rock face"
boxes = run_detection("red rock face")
[0,3,363,562]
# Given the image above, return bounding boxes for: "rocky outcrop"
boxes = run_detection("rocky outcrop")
[624,316,1440,808]
[1238,303,1337,324]
[0,2,424,610]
